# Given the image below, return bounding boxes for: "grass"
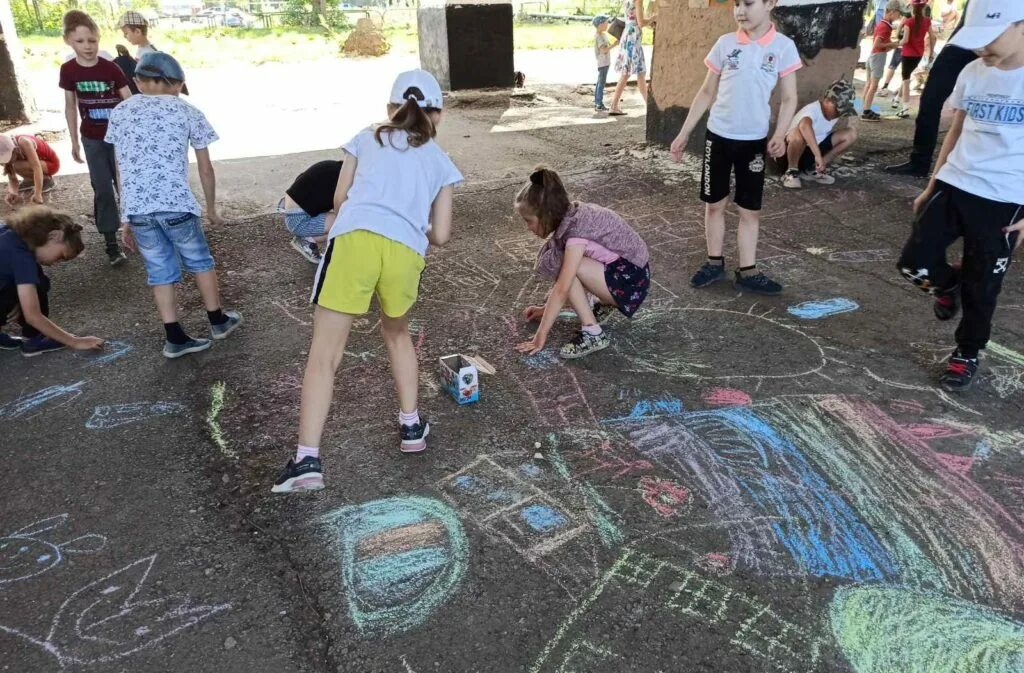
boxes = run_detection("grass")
[18,20,650,71]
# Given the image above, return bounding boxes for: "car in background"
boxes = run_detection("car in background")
[224,9,256,27]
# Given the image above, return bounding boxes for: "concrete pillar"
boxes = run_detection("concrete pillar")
[418,0,514,91]
[647,0,869,148]
[0,0,35,122]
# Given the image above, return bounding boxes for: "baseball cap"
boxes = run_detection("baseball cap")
[117,11,148,28]
[950,0,1024,50]
[389,69,444,110]
[592,14,609,27]
[825,79,857,118]
[0,135,14,165]
[136,51,186,82]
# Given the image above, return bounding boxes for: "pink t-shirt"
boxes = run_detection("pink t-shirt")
[567,237,619,264]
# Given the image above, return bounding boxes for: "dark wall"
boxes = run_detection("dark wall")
[445,4,514,90]
[772,1,870,60]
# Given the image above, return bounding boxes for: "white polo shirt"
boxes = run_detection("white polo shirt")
[788,101,837,144]
[705,25,803,141]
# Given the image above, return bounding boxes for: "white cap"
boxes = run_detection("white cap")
[949,0,1024,50]
[389,69,444,110]
[0,135,13,165]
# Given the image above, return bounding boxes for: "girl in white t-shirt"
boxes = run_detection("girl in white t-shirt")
[669,0,800,296]
[273,69,463,494]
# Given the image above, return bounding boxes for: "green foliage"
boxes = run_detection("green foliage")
[10,0,162,36]
[281,0,350,30]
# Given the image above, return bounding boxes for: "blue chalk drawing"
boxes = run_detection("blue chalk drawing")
[0,382,86,420]
[75,339,132,365]
[321,496,467,638]
[787,298,860,320]
[602,395,685,424]
[521,504,568,532]
[520,464,544,478]
[85,402,186,430]
[523,349,560,370]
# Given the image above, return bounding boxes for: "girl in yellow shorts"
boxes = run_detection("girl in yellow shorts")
[273,70,463,493]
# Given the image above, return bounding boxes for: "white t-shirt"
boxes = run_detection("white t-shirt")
[705,25,803,141]
[136,44,158,58]
[595,33,611,69]
[330,127,463,256]
[788,101,837,144]
[104,95,218,218]
[937,60,1024,205]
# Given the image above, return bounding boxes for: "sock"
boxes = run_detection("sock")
[207,308,228,326]
[739,265,759,278]
[582,323,603,336]
[164,322,189,345]
[103,231,118,251]
[399,409,420,428]
[956,348,979,361]
[708,256,725,266]
[295,444,319,462]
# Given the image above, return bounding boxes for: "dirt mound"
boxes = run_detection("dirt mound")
[342,18,390,57]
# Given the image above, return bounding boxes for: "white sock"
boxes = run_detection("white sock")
[582,324,603,336]
[399,409,420,427]
[296,444,319,462]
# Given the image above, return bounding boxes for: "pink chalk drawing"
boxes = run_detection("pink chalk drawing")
[933,453,976,476]
[639,476,690,518]
[889,399,926,414]
[904,423,975,441]
[697,553,733,576]
[568,435,652,481]
[701,387,752,407]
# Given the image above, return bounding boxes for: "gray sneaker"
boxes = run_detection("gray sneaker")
[559,330,610,359]
[593,303,618,326]
[163,337,211,359]
[210,310,243,340]
[290,236,321,264]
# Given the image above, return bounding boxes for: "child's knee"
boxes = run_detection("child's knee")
[706,198,729,215]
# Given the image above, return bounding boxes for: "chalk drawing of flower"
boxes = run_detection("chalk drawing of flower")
[639,476,690,518]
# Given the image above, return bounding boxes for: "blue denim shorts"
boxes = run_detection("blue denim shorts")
[278,198,328,238]
[129,212,215,286]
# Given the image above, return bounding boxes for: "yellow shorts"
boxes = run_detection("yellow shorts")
[312,230,425,318]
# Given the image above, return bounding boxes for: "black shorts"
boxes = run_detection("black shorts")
[902,55,923,80]
[889,48,903,69]
[701,131,768,212]
[604,258,650,317]
[798,134,834,173]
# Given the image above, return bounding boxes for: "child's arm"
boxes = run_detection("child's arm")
[768,73,799,159]
[332,152,357,213]
[194,148,224,226]
[927,25,938,60]
[670,69,721,161]
[16,284,103,350]
[64,90,83,164]
[914,109,965,214]
[118,85,132,100]
[18,138,46,204]
[4,166,21,206]
[428,186,453,247]
[516,246,586,355]
[796,117,825,171]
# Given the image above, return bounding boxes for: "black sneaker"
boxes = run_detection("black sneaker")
[41,176,56,193]
[271,456,324,493]
[400,420,430,453]
[593,303,618,325]
[21,336,66,358]
[884,161,930,178]
[690,262,726,288]
[107,248,127,267]
[940,351,979,392]
[734,271,783,295]
[933,290,960,321]
[0,333,24,350]
[559,330,610,359]
[861,110,881,122]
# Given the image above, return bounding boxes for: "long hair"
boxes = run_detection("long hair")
[910,3,927,41]
[515,167,571,238]
[63,10,98,36]
[6,206,84,256]
[375,86,439,149]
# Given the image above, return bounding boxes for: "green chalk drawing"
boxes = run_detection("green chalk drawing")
[831,585,1024,673]
[988,342,1024,368]
[206,382,235,459]
[548,434,624,548]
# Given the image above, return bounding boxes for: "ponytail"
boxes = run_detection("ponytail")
[911,3,926,40]
[375,86,439,149]
[515,166,571,237]
[6,206,84,256]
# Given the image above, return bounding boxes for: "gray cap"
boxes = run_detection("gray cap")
[825,79,857,118]
[136,51,185,82]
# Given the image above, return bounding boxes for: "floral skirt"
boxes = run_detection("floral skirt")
[604,258,650,317]
[615,23,646,76]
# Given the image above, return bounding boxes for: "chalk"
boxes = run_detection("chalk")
[534,452,544,460]
[534,442,542,449]
[465,355,497,376]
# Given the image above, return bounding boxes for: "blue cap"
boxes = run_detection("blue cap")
[136,51,185,82]
[592,14,609,27]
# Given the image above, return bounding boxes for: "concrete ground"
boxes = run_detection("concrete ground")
[3,71,1024,673]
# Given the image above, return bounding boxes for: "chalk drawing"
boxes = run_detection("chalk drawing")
[523,349,560,370]
[831,585,1024,673]
[827,249,894,263]
[321,496,467,638]
[638,476,690,518]
[206,382,235,459]
[0,381,86,420]
[86,401,186,430]
[548,438,624,548]
[787,298,859,320]
[0,515,106,586]
[0,555,230,666]
[701,387,753,407]
[601,395,684,424]
[75,339,133,365]
[530,548,825,673]
[271,300,311,327]
[557,428,653,482]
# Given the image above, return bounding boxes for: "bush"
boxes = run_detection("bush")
[281,0,350,30]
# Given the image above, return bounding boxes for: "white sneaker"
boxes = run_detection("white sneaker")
[896,106,911,119]
[782,171,802,189]
[878,89,891,98]
[801,170,835,185]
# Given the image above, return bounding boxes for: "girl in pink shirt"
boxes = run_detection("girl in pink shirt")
[514,167,651,359]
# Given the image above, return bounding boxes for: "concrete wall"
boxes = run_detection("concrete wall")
[648,0,869,148]
[418,0,514,91]
[0,1,35,122]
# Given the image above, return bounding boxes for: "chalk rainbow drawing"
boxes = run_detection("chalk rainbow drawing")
[86,401,186,430]
[830,585,1024,673]
[0,381,86,420]
[787,298,859,320]
[0,515,106,586]
[321,496,467,638]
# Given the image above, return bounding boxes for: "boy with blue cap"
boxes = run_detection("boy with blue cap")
[593,15,612,111]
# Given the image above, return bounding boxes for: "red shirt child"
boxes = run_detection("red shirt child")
[58,58,129,142]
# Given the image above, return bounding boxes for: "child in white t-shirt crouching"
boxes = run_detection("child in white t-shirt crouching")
[783,79,859,189]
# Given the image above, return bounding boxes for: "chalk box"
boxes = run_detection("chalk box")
[439,355,480,405]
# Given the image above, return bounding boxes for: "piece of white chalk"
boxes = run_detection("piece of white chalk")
[534,452,544,460]
[534,441,542,449]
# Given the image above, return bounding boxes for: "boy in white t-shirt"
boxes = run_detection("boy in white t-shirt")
[898,0,1024,392]
[669,0,801,295]
[782,79,859,189]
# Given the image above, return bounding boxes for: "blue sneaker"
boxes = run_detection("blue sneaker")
[163,337,211,359]
[21,336,65,358]
[271,456,324,493]
[210,310,243,341]
[400,420,430,454]
[0,333,25,350]
[733,270,783,295]
[690,262,726,288]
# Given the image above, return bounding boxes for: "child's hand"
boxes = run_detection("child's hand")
[72,336,105,351]
[522,305,545,322]
[913,186,934,215]
[1005,220,1024,250]
[31,193,44,205]
[71,142,84,164]
[669,133,689,162]
[767,135,786,159]
[208,211,226,227]
[4,191,21,207]
[120,225,136,252]
[815,157,827,174]
[516,332,547,355]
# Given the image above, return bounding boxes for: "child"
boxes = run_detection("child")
[783,79,859,189]
[59,10,132,266]
[272,69,462,494]
[105,52,241,359]
[515,167,650,359]
[593,15,612,112]
[898,0,1024,392]
[0,206,104,356]
[863,1,904,122]
[896,0,938,119]
[1,133,60,206]
[117,12,157,59]
[279,159,343,264]
[669,0,800,295]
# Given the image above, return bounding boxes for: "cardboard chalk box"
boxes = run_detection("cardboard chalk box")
[439,355,479,405]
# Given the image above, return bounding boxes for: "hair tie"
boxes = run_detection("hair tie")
[529,170,544,186]
[407,93,417,102]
